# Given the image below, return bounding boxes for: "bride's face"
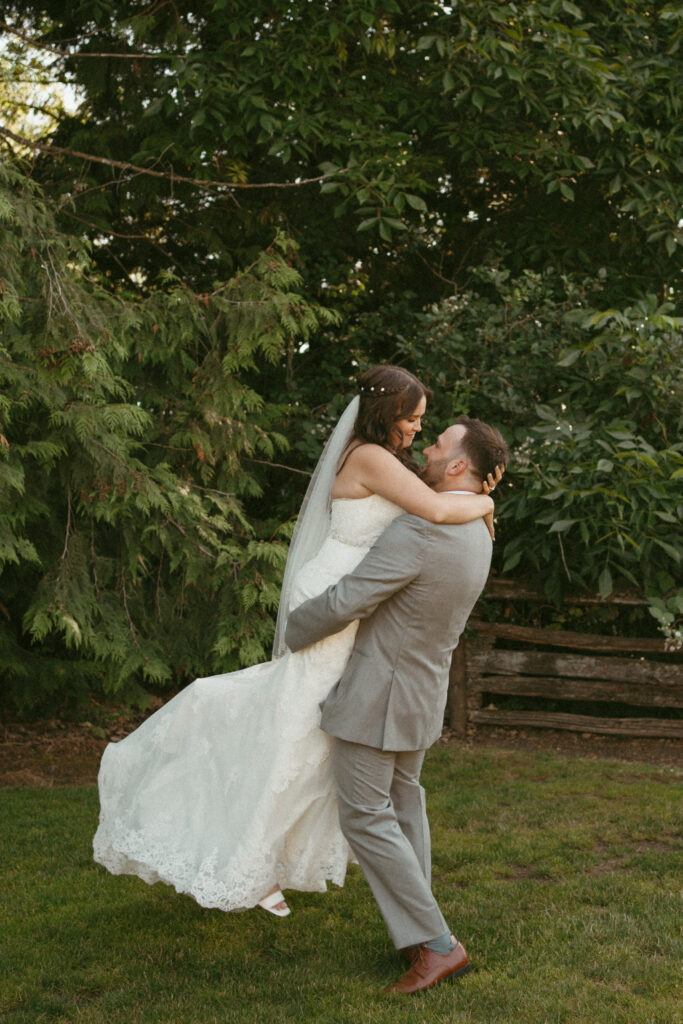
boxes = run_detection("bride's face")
[391,395,426,449]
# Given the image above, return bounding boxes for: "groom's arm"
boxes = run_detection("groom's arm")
[284,514,426,652]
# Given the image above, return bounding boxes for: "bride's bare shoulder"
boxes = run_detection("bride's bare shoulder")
[332,442,394,499]
[338,441,393,469]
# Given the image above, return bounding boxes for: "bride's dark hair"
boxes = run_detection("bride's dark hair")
[354,365,432,474]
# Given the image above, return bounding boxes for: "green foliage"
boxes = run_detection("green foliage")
[0,163,335,713]
[3,0,681,314]
[1,3,681,708]
[647,589,683,651]
[500,294,683,607]
[398,268,683,617]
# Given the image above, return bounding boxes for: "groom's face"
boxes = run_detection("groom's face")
[421,425,466,488]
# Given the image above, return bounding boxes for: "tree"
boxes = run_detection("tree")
[2,0,679,313]
[0,160,336,712]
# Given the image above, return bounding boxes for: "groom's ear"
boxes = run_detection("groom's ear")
[446,456,466,477]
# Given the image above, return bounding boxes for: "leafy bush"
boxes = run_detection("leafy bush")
[398,268,683,636]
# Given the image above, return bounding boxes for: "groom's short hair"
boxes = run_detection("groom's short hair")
[452,416,509,481]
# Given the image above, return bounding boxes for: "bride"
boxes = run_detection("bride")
[93,365,496,917]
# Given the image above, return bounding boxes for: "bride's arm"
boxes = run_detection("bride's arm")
[348,445,494,525]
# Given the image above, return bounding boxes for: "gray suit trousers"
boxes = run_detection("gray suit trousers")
[332,738,449,949]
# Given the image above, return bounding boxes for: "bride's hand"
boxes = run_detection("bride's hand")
[481,464,504,539]
[484,508,495,541]
[482,462,505,496]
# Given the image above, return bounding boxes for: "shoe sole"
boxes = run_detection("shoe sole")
[428,960,473,991]
[444,961,473,983]
[386,959,473,995]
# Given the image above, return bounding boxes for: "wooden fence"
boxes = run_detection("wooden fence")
[447,579,683,740]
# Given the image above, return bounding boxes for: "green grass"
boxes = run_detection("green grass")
[2,746,681,1024]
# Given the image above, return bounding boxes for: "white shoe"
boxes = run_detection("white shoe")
[258,889,291,918]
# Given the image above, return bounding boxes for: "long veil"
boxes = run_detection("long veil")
[272,396,359,658]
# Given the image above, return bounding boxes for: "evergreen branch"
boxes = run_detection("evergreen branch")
[90,520,100,600]
[37,227,93,340]
[61,489,72,561]
[187,482,237,498]
[144,442,195,452]
[244,457,312,477]
[120,568,141,648]
[0,125,348,192]
[89,439,141,473]
[0,21,184,60]
[38,231,75,324]
[155,547,164,620]
[164,516,216,560]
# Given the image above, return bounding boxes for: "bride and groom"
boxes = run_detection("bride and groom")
[94,365,509,995]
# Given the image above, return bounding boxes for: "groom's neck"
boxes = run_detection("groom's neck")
[432,476,481,494]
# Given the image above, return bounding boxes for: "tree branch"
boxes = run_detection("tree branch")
[557,531,572,583]
[0,124,347,192]
[61,208,164,241]
[61,489,72,561]
[120,568,141,647]
[244,457,312,477]
[0,21,182,60]
[90,519,100,599]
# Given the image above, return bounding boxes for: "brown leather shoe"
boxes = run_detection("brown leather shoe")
[386,941,472,995]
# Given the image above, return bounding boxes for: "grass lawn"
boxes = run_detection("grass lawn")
[1,745,680,1024]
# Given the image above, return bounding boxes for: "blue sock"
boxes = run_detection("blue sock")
[425,931,457,955]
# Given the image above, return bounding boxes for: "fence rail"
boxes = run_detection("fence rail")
[447,580,683,740]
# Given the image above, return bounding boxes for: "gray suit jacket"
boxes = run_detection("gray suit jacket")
[285,513,492,752]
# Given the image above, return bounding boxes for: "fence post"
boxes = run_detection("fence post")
[448,641,468,738]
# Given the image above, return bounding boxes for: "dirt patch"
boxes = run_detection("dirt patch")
[0,720,105,788]
[589,856,630,877]
[438,725,682,772]
[0,713,681,789]
[633,839,678,853]
[495,864,555,882]
[0,707,155,788]
[588,837,680,875]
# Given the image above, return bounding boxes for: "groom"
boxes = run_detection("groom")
[285,415,509,995]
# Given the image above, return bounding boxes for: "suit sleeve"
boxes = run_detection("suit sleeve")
[284,515,426,652]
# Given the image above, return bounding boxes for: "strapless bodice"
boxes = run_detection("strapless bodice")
[328,494,404,547]
[287,494,404,610]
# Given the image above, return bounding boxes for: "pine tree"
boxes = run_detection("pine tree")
[0,161,337,713]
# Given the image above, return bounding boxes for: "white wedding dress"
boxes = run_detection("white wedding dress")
[93,494,402,911]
